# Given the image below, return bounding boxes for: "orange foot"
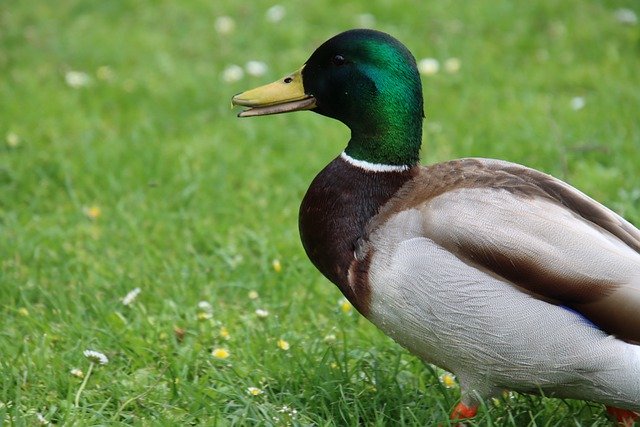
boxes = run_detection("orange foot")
[606,406,639,427]
[450,402,478,421]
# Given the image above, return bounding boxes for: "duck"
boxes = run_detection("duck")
[232,29,640,425]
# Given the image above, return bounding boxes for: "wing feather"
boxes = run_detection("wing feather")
[372,158,640,342]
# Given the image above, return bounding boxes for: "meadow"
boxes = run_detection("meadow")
[1,0,639,425]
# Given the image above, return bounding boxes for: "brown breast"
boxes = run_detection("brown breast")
[298,155,416,314]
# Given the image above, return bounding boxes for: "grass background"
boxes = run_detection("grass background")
[1,0,639,425]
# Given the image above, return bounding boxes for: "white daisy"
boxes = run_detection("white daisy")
[265,5,285,23]
[255,308,269,318]
[570,96,586,111]
[444,58,461,74]
[614,8,637,26]
[222,65,244,83]
[83,349,108,365]
[197,300,213,313]
[122,287,141,306]
[245,61,268,77]
[215,16,236,34]
[417,58,439,76]
[65,70,91,88]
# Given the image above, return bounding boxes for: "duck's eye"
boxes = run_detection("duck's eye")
[332,54,346,66]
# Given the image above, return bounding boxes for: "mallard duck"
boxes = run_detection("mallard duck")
[232,29,640,424]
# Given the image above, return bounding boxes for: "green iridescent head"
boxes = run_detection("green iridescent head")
[233,29,424,167]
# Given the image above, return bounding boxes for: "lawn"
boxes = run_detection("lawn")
[1,0,639,425]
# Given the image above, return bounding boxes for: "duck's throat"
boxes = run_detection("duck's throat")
[344,109,423,167]
[298,155,416,314]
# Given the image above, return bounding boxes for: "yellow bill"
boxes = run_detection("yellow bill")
[231,66,316,117]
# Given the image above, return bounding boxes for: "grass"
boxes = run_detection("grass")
[1,0,639,425]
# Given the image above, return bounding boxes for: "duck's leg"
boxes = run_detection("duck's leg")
[606,406,639,427]
[449,380,496,423]
[450,402,478,421]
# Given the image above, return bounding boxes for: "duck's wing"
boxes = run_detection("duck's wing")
[372,158,640,342]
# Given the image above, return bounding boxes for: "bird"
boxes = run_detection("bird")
[232,29,640,425]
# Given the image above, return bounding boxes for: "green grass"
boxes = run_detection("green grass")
[1,0,639,425]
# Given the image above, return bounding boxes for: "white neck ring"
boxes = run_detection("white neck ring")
[340,151,410,173]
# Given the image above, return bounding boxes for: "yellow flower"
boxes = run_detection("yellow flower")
[277,339,290,351]
[439,372,457,389]
[212,348,230,359]
[18,307,29,317]
[339,298,352,314]
[197,312,212,321]
[248,290,259,300]
[272,259,282,273]
[219,326,230,339]
[83,205,101,220]
[247,386,263,396]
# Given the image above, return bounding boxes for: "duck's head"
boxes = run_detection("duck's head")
[233,29,424,166]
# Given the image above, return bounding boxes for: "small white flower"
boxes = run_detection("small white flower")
[122,287,141,306]
[70,368,84,378]
[255,308,269,318]
[222,64,244,83]
[245,61,268,77]
[355,13,376,28]
[444,57,461,74]
[247,386,263,396]
[36,412,49,425]
[324,334,337,343]
[197,300,213,313]
[417,58,439,76]
[266,5,286,23]
[215,16,236,34]
[6,132,20,148]
[248,290,259,300]
[570,96,586,111]
[614,8,637,26]
[65,70,91,88]
[83,349,109,365]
